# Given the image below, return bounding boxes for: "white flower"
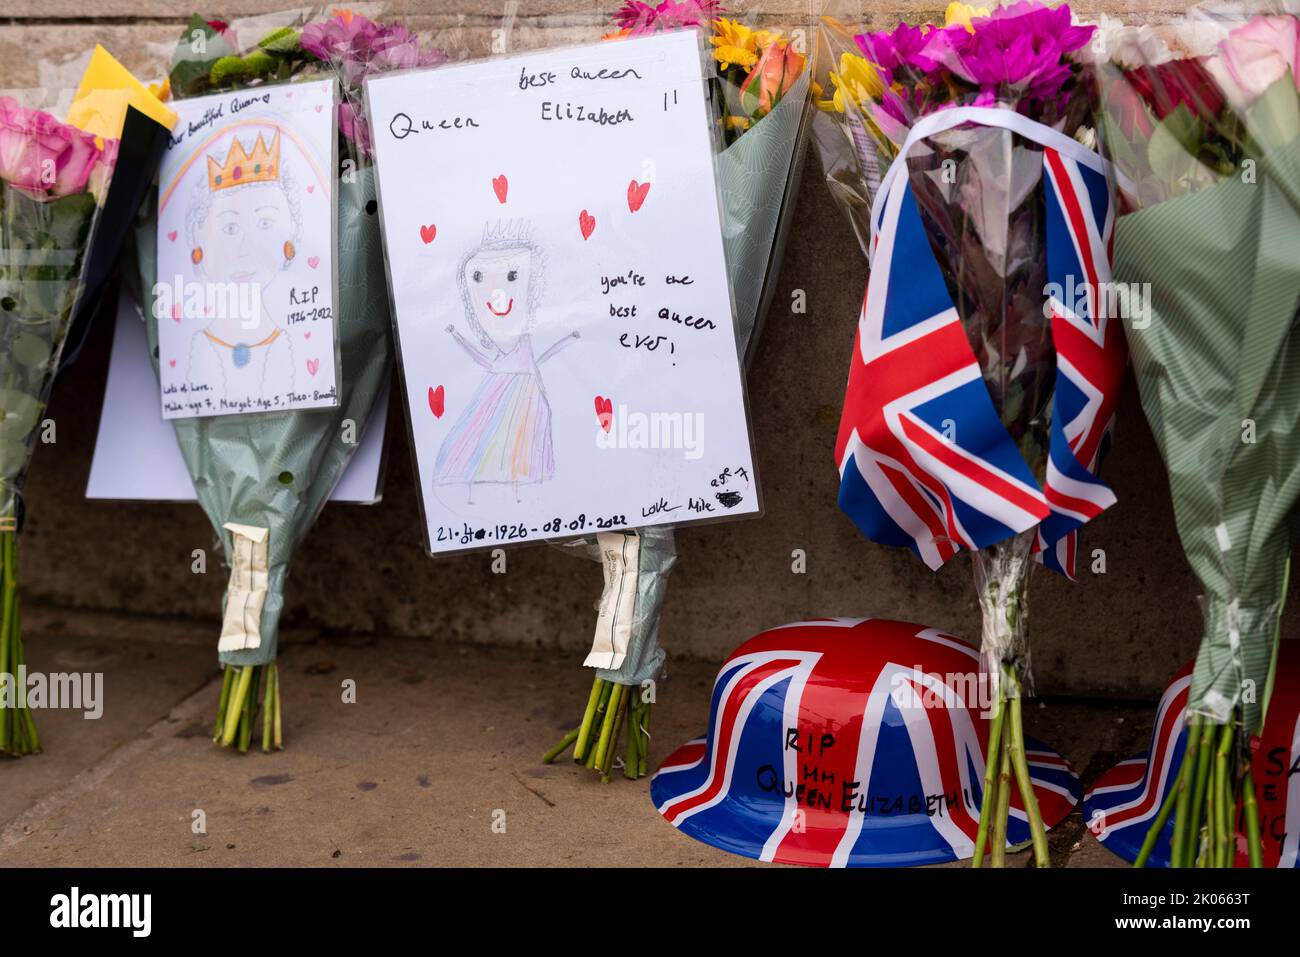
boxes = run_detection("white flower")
[1089,14,1176,69]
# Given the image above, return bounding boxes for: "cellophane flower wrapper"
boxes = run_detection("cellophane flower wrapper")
[507,0,814,775]
[813,2,1122,699]
[129,5,446,746]
[1094,3,1300,734]
[0,90,117,754]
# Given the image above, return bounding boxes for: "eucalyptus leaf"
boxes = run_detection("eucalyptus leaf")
[0,390,41,443]
[11,332,50,369]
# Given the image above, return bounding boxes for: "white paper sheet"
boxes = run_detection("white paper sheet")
[153,78,340,418]
[367,31,759,555]
[86,290,388,504]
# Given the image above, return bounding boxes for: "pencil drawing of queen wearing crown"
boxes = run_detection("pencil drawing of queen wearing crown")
[184,129,299,404]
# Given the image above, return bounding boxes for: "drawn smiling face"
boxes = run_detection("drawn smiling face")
[465,246,532,352]
[202,181,293,290]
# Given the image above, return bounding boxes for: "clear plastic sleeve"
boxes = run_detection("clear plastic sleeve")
[813,2,1115,696]
[380,2,816,694]
[0,87,118,754]
[127,6,449,670]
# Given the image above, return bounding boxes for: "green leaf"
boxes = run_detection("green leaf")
[1243,71,1300,153]
[0,389,41,444]
[258,26,301,55]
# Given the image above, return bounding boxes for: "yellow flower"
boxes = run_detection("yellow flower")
[713,43,759,70]
[711,18,759,70]
[817,52,885,113]
[944,2,990,32]
[724,115,752,132]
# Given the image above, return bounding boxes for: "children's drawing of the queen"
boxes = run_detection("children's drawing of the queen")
[185,129,298,403]
[435,220,578,498]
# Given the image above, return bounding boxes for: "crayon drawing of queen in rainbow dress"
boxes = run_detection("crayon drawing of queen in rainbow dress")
[435,221,578,500]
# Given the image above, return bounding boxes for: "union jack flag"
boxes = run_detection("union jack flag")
[835,139,1125,579]
[650,619,1079,867]
[1084,647,1300,868]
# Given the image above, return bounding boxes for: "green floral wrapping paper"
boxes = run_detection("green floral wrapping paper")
[133,166,393,667]
[717,68,811,364]
[1113,134,1300,731]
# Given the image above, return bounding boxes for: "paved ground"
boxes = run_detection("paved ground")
[1,607,1151,868]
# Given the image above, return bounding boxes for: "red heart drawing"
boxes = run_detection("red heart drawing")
[492,174,508,204]
[168,359,177,367]
[307,184,315,193]
[419,223,437,244]
[428,385,445,418]
[594,395,613,432]
[304,331,312,339]
[170,304,182,322]
[307,256,320,269]
[579,210,596,241]
[627,180,650,213]
[315,104,323,112]
[307,358,320,376]
[167,230,178,242]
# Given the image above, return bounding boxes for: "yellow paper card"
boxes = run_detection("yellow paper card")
[66,45,177,139]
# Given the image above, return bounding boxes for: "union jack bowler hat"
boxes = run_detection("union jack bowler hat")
[650,618,1080,866]
[1084,644,1300,868]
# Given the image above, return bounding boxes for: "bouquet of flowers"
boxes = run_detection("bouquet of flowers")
[813,1,1127,865]
[131,6,445,752]
[1094,4,1300,867]
[543,0,815,781]
[0,96,118,756]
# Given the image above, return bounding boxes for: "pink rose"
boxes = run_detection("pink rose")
[1205,14,1300,109]
[0,96,108,199]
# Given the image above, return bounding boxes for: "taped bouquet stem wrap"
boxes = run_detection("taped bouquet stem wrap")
[218,522,269,653]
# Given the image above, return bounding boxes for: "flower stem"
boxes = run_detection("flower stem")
[1185,718,1214,867]
[261,661,275,753]
[584,680,614,768]
[542,727,581,764]
[1213,723,1232,867]
[1005,667,1050,867]
[638,702,652,777]
[1135,740,1188,868]
[990,716,1013,868]
[272,663,283,750]
[594,682,626,773]
[571,676,605,763]
[600,683,632,781]
[221,665,253,747]
[971,689,1006,868]
[0,529,15,754]
[1242,767,1263,868]
[214,666,235,741]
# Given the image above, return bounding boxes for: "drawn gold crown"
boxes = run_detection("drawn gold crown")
[207,131,280,191]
